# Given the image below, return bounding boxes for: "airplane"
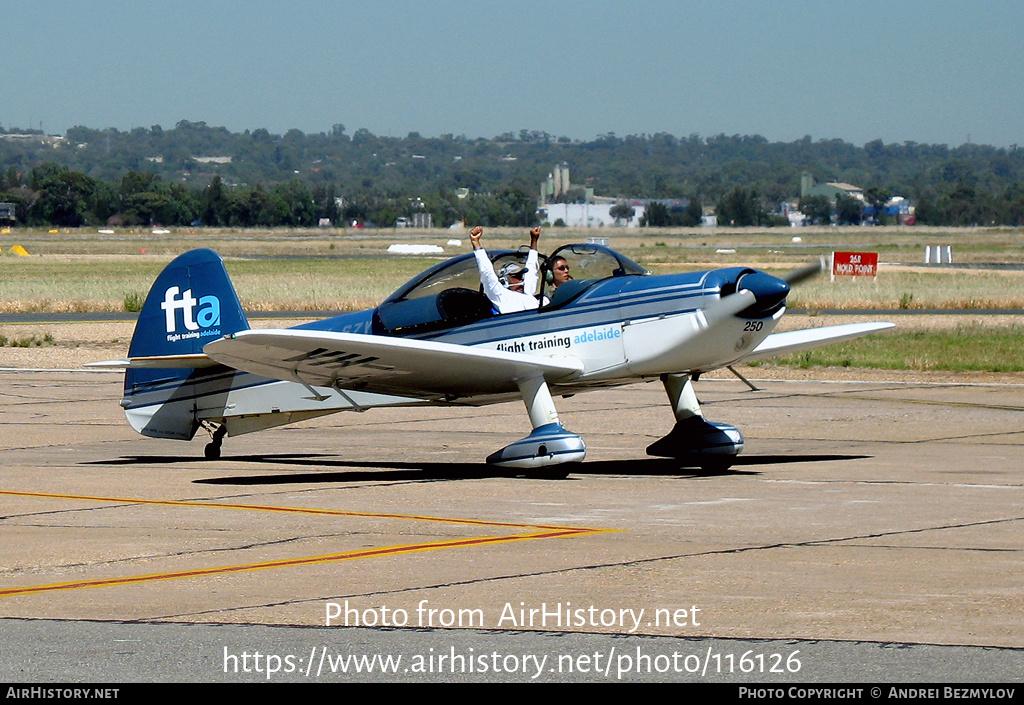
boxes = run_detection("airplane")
[90,243,893,476]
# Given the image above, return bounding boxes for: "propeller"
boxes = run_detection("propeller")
[734,270,790,318]
[782,256,827,286]
[724,256,828,391]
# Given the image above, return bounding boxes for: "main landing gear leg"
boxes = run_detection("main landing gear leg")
[485,375,585,475]
[646,373,743,471]
[205,424,227,460]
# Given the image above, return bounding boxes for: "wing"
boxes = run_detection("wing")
[203,329,583,399]
[739,322,895,363]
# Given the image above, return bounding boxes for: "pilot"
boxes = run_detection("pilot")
[549,256,572,288]
[470,225,541,313]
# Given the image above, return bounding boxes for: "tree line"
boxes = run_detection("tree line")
[2,122,1023,227]
[0,163,538,228]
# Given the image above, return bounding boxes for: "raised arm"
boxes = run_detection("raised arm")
[523,226,541,296]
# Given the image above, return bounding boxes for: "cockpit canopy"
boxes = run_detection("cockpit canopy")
[546,243,648,282]
[374,243,648,336]
[383,243,647,304]
[543,243,648,306]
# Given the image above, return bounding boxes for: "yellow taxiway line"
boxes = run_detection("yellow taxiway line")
[0,490,613,598]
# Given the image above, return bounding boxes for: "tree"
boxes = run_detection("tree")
[610,202,635,225]
[7,123,1024,227]
[799,195,832,225]
[680,199,703,226]
[495,187,537,226]
[119,170,158,198]
[123,191,173,225]
[836,194,863,225]
[641,201,671,226]
[1004,183,1024,225]
[3,167,20,190]
[28,163,97,226]
[272,181,317,226]
[201,175,229,225]
[864,186,892,225]
[716,187,767,226]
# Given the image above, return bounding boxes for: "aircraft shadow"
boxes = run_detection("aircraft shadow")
[86,453,867,485]
[176,453,865,485]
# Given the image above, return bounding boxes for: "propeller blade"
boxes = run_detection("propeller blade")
[782,257,827,286]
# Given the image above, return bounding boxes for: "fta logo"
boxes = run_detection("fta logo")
[161,286,221,334]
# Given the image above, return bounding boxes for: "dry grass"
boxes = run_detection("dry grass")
[786,269,1024,309]
[2,226,1024,312]
[0,254,433,313]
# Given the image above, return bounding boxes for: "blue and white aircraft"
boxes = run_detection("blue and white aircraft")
[91,245,892,474]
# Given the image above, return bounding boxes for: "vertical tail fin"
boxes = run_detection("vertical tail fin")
[128,248,248,359]
[123,249,249,439]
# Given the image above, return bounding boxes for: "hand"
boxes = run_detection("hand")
[529,226,541,248]
[469,226,483,249]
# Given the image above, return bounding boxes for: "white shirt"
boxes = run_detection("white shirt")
[474,248,540,314]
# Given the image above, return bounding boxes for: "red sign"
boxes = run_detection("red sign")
[832,251,878,278]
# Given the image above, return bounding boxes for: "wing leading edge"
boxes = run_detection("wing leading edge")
[203,329,584,400]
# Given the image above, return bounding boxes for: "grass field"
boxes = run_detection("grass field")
[0,254,436,312]
[752,322,1024,373]
[2,226,1023,372]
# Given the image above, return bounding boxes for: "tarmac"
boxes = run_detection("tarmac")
[1,368,1022,682]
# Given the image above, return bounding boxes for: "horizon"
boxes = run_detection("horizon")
[4,121,1015,152]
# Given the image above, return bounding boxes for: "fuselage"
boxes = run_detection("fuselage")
[120,247,790,440]
[296,265,786,390]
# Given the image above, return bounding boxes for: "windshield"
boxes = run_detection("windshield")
[542,243,646,298]
[546,244,647,281]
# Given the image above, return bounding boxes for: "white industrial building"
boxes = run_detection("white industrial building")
[538,202,646,228]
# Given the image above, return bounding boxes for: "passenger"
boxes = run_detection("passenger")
[470,225,541,313]
[549,256,572,288]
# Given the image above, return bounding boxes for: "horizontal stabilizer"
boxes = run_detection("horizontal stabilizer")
[85,354,219,370]
[204,329,583,399]
[741,322,895,363]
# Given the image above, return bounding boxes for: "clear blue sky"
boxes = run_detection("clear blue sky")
[5,0,1022,147]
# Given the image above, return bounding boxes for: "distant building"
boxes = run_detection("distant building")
[800,173,865,202]
[539,163,595,205]
[0,133,63,147]
[800,172,915,225]
[0,202,16,224]
[539,202,645,228]
[780,200,808,227]
[866,196,917,225]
